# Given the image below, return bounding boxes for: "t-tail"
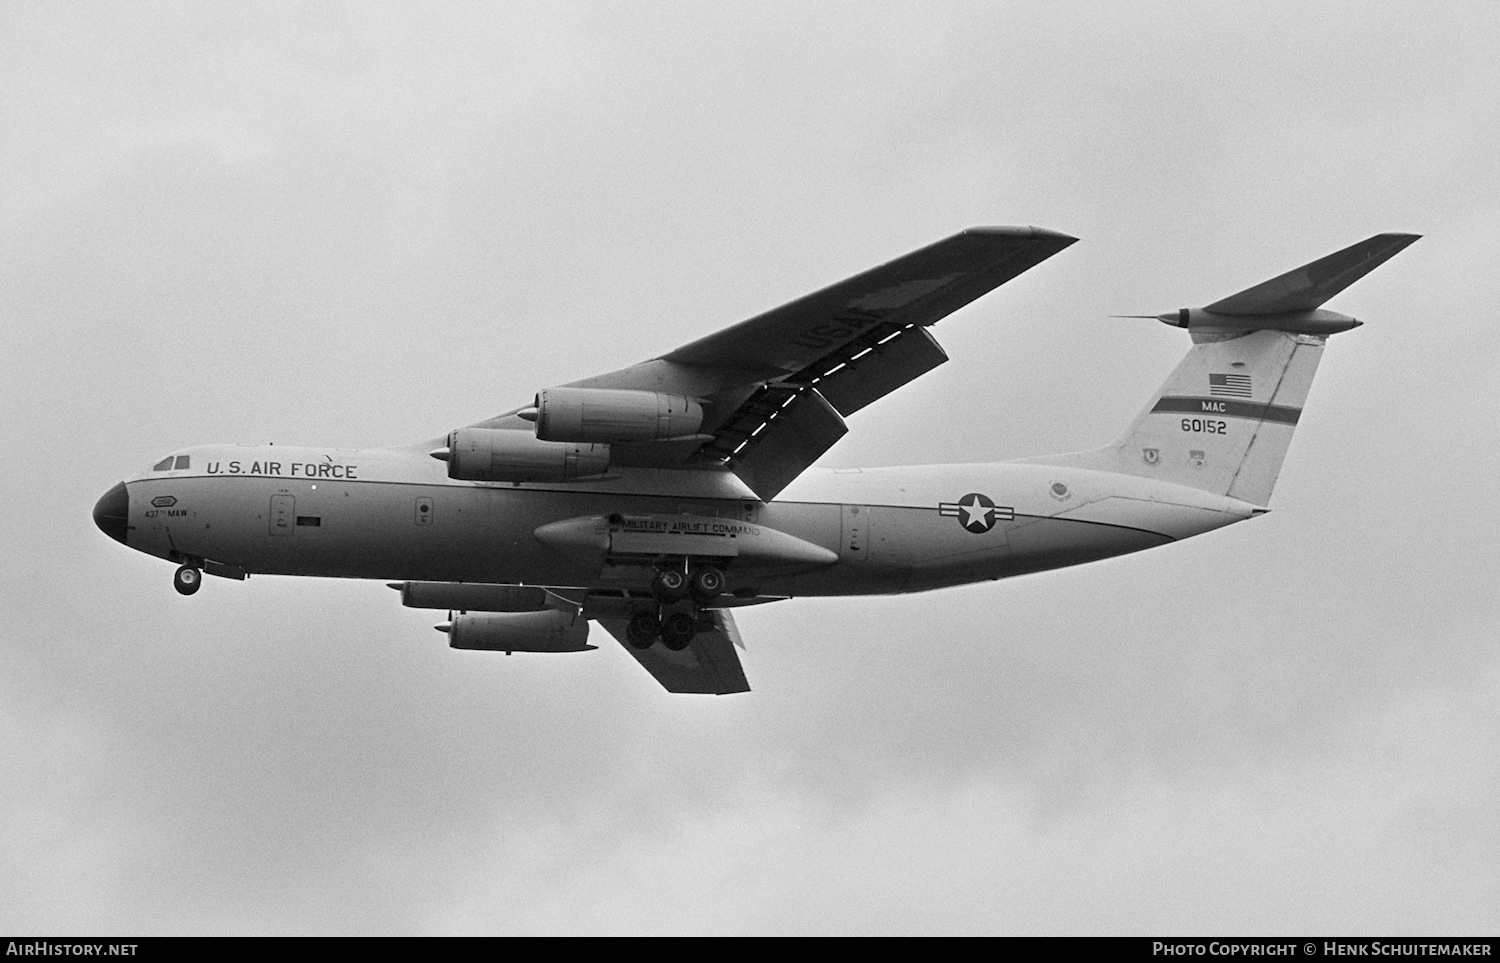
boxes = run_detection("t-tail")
[1032,233,1419,506]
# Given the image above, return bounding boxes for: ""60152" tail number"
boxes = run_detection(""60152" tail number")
[1181,418,1227,434]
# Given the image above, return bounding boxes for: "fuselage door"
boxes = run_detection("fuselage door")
[270,494,294,536]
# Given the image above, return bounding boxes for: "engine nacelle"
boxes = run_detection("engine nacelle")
[438,610,595,653]
[441,428,609,482]
[525,387,704,443]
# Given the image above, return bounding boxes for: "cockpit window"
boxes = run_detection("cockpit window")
[174,455,190,470]
[153,457,174,471]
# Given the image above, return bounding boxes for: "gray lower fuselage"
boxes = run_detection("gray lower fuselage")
[111,443,1258,598]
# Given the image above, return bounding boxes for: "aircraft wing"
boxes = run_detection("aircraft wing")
[597,609,751,695]
[473,226,1076,499]
[654,225,1077,381]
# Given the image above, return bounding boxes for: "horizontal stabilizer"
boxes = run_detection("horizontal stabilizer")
[1204,233,1420,315]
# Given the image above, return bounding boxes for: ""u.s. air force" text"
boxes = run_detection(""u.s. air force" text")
[204,460,359,479]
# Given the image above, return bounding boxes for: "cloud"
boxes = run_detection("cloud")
[425,662,1500,935]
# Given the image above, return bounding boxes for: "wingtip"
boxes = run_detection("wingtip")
[1365,232,1422,254]
[1027,225,1080,244]
[965,225,1079,245]
[1370,232,1422,248]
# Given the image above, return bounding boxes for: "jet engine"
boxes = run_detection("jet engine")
[437,610,595,653]
[437,427,610,482]
[522,387,705,443]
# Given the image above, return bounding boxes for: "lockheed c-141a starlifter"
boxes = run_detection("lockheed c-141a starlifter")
[93,227,1418,694]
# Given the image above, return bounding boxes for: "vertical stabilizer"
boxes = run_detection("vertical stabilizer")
[1033,331,1323,506]
[1029,234,1417,506]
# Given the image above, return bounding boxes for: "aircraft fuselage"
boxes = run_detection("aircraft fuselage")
[99,442,1257,599]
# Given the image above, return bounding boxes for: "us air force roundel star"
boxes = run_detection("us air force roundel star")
[937,492,1015,534]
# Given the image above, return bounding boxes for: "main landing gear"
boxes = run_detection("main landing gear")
[650,562,726,605]
[660,611,697,650]
[627,562,725,651]
[173,564,202,596]
[627,607,698,651]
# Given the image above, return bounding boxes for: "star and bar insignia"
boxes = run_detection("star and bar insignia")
[937,492,1014,534]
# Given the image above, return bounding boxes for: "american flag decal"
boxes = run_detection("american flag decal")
[1209,373,1253,398]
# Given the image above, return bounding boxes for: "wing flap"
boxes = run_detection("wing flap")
[598,610,751,695]
[787,323,949,417]
[700,385,848,501]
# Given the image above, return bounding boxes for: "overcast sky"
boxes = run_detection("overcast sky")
[4,1,1498,936]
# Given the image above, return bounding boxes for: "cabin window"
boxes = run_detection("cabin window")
[296,516,322,527]
[152,457,174,471]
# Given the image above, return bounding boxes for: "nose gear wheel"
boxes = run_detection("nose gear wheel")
[173,565,202,596]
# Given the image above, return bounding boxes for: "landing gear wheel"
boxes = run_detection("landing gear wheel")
[173,565,202,596]
[690,565,726,601]
[652,568,689,603]
[625,611,660,649]
[660,612,696,651]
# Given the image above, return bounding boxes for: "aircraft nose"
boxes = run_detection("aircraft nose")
[92,482,129,545]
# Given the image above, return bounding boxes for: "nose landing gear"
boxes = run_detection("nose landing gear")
[173,564,202,596]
